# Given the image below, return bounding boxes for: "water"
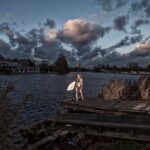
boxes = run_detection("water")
[0,72,141,144]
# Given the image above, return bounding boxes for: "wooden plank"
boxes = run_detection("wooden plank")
[63,98,117,110]
[55,112,150,124]
[52,118,150,130]
[88,131,150,142]
[63,98,150,115]
[63,102,146,115]
[22,112,150,144]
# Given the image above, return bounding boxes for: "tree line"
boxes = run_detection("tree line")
[1,54,150,74]
[92,62,150,73]
[40,55,150,74]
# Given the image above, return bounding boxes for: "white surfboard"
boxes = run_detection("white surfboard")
[67,81,75,91]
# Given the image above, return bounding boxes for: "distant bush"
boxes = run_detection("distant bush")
[98,75,150,101]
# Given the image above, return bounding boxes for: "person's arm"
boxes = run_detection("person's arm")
[74,79,77,89]
[81,78,83,89]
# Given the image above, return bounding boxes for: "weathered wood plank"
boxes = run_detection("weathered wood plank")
[55,112,150,124]
[63,98,150,115]
[88,131,150,142]
[52,118,150,130]
[21,111,150,144]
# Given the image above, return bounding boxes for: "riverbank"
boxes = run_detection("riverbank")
[0,70,149,76]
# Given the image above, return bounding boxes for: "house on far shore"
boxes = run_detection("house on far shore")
[0,59,40,74]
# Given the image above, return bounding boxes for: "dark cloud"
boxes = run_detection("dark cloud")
[145,5,150,16]
[0,22,76,64]
[129,42,150,57]
[44,19,56,28]
[111,36,129,49]
[85,45,150,67]
[82,34,144,67]
[130,19,149,34]
[95,0,126,11]
[0,22,15,40]
[0,17,148,67]
[78,46,110,67]
[84,51,123,67]
[116,0,127,8]
[131,0,150,20]
[96,0,112,11]
[130,35,143,44]
[0,39,11,57]
[34,41,76,65]
[114,15,129,31]
[130,28,141,35]
[132,19,149,29]
[131,0,149,12]
[107,35,143,52]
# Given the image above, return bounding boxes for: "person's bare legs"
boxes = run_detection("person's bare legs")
[75,87,79,102]
[79,89,84,101]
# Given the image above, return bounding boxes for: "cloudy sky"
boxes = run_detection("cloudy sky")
[0,0,150,67]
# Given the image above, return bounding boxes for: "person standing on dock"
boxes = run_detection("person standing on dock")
[75,74,84,101]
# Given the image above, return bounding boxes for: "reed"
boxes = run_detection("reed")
[98,75,150,101]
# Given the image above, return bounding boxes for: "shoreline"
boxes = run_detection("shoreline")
[0,71,149,76]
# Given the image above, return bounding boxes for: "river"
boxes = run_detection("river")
[0,72,141,145]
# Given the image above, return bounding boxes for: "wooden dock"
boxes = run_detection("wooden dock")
[21,97,150,149]
[63,97,150,115]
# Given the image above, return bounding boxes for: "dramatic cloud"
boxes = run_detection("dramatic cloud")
[80,34,144,67]
[114,15,128,31]
[95,0,127,11]
[0,14,149,67]
[44,19,56,28]
[0,22,76,64]
[58,19,111,55]
[58,19,110,45]
[85,41,150,67]
[138,41,150,49]
[120,42,150,66]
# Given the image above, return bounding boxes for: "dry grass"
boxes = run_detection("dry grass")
[0,81,16,150]
[0,81,32,150]
[98,75,150,101]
